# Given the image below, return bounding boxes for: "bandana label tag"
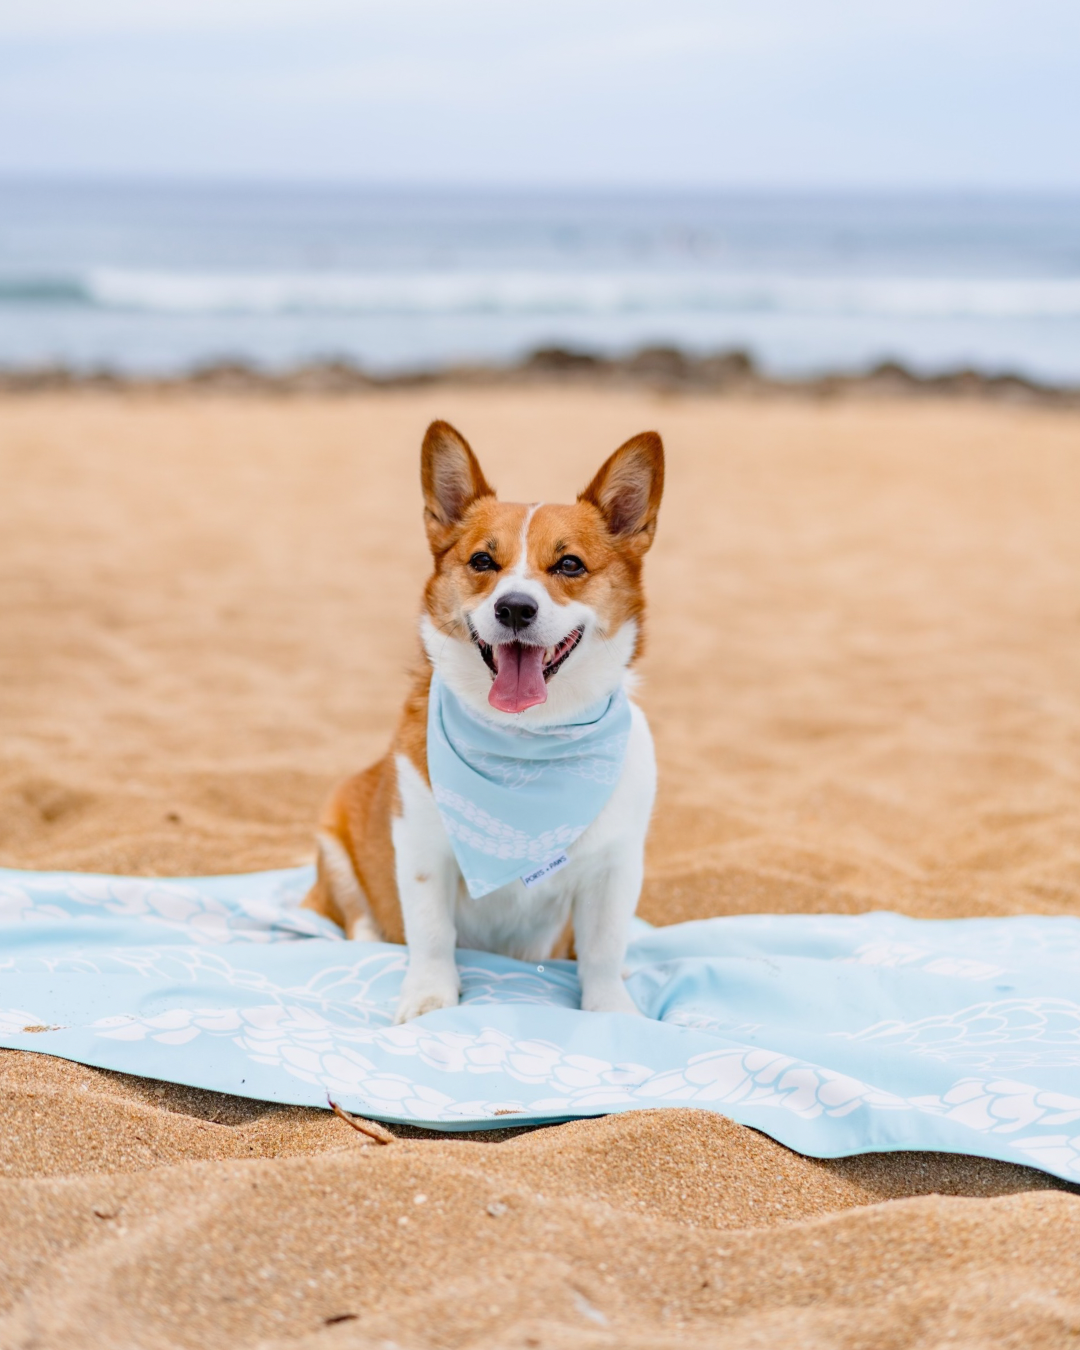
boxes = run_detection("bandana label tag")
[521,853,570,889]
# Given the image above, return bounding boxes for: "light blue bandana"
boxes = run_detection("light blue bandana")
[427,672,632,898]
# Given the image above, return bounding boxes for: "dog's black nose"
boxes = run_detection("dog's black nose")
[495,592,538,634]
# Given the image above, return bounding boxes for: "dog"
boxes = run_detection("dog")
[303,419,664,1023]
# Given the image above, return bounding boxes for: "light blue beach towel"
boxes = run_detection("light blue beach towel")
[2,865,1079,1186]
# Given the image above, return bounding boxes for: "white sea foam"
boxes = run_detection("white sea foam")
[70,269,1080,320]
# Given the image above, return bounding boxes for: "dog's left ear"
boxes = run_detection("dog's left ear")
[421,420,495,554]
[579,431,664,555]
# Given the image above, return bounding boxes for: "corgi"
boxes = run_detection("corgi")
[303,420,664,1023]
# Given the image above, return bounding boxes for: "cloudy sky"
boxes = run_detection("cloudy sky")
[1,0,1078,189]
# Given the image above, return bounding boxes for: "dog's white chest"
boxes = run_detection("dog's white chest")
[454,869,572,962]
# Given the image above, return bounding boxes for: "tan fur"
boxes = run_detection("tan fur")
[303,421,662,944]
[303,664,429,943]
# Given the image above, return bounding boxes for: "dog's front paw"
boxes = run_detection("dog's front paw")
[580,980,641,1016]
[394,969,460,1024]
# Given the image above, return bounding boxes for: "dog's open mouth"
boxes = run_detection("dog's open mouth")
[469,623,584,713]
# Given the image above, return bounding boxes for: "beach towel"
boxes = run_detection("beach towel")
[2,865,1079,1186]
[427,673,631,897]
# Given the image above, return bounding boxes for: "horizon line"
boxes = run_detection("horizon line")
[2,171,1079,200]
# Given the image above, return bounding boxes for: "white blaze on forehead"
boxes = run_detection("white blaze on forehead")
[488,501,558,625]
[507,503,541,578]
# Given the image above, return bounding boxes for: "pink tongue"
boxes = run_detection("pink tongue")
[489,643,548,713]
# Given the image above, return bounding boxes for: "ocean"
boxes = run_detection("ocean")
[1,179,1079,383]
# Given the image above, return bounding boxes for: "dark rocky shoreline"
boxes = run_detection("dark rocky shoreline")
[2,345,1077,404]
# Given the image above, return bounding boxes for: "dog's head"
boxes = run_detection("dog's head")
[419,420,664,724]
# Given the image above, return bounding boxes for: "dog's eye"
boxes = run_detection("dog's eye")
[469,551,499,572]
[552,555,587,577]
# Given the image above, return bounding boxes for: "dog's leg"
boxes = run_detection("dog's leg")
[393,871,460,1023]
[572,853,644,1016]
[312,830,381,941]
[392,755,461,1023]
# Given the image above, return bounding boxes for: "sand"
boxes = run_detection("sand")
[1,387,1079,1347]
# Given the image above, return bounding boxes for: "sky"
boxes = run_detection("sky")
[1,0,1079,190]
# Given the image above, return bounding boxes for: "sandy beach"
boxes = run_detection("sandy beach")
[2,387,1080,1347]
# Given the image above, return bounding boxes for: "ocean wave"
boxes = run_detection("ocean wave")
[0,277,96,306]
[3,269,1080,320]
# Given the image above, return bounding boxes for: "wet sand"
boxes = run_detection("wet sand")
[1,388,1079,1347]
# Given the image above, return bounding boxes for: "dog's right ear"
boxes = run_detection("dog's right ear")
[420,421,495,554]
